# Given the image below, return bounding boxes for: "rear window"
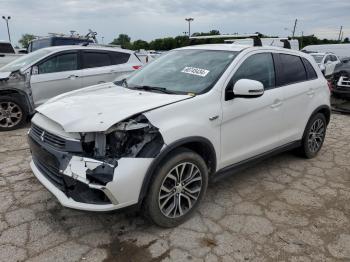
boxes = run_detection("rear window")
[311,54,324,63]
[279,54,307,86]
[0,43,15,54]
[302,58,318,80]
[110,52,130,64]
[82,52,112,68]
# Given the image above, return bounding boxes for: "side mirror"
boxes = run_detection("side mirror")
[233,79,264,98]
[31,66,39,75]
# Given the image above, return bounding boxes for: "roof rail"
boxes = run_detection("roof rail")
[189,34,262,46]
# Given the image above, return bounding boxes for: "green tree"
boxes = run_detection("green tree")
[132,39,149,50]
[343,37,349,43]
[18,34,35,48]
[110,34,131,48]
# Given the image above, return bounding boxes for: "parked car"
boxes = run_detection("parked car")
[302,44,350,59]
[28,44,330,227]
[27,34,95,53]
[309,52,341,77]
[0,40,24,68]
[332,57,350,99]
[0,45,142,130]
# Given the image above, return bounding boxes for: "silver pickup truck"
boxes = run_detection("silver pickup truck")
[0,40,24,68]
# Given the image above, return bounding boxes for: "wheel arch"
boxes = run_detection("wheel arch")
[310,105,331,125]
[138,136,217,203]
[0,89,34,115]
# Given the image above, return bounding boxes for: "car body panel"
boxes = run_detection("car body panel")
[36,82,191,132]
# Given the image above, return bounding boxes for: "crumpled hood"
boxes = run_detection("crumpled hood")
[36,83,191,132]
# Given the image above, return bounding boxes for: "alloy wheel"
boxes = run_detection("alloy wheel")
[0,102,23,128]
[307,118,325,153]
[158,162,203,218]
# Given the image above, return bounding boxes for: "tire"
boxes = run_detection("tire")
[0,96,28,131]
[144,148,208,227]
[298,113,327,158]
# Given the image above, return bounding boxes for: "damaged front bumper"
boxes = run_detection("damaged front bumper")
[28,131,153,212]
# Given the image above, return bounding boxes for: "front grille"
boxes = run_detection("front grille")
[33,156,65,191]
[337,76,350,88]
[31,124,66,149]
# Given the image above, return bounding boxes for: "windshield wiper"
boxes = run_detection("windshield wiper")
[133,85,177,94]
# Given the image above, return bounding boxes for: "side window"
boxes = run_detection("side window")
[302,58,318,80]
[230,53,276,90]
[324,55,330,63]
[38,53,78,74]
[278,54,307,86]
[110,52,130,64]
[83,52,112,68]
[331,55,338,62]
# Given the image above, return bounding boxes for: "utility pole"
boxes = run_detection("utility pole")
[300,31,304,48]
[338,26,343,42]
[292,19,298,38]
[185,18,194,37]
[2,16,11,42]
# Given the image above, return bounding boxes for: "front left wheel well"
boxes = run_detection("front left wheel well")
[138,137,217,204]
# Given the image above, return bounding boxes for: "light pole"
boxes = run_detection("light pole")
[2,16,11,42]
[185,18,194,37]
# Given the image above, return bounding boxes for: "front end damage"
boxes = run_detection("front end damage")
[28,114,164,211]
[0,69,35,114]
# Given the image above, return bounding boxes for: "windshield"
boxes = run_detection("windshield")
[311,54,324,63]
[123,49,238,94]
[0,48,53,72]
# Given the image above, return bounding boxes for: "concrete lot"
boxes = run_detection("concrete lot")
[0,114,349,262]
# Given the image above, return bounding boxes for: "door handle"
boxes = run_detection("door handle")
[307,88,315,96]
[67,75,79,79]
[270,100,282,109]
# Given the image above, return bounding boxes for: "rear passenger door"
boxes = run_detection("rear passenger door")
[108,51,136,81]
[80,51,115,87]
[274,53,318,143]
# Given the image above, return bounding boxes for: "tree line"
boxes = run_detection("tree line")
[18,31,350,50]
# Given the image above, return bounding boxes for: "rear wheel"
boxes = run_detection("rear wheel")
[0,96,27,131]
[144,148,208,227]
[298,113,327,158]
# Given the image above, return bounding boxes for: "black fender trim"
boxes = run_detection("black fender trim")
[309,105,331,125]
[138,136,217,203]
[0,88,35,115]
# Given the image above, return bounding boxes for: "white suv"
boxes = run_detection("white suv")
[28,44,330,227]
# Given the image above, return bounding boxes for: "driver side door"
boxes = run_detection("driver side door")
[220,52,285,168]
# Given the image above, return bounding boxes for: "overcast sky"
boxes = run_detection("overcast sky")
[0,0,349,46]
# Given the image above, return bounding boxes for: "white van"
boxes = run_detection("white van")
[302,44,350,59]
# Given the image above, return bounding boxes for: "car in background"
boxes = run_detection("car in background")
[0,40,24,68]
[309,52,341,77]
[0,45,142,131]
[302,44,350,59]
[332,57,350,99]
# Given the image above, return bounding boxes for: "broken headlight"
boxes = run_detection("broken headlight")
[105,115,164,159]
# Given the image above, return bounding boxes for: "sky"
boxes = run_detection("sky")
[0,0,349,47]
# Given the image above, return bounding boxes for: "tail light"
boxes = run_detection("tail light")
[132,65,142,70]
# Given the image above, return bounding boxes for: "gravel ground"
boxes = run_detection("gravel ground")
[0,113,349,262]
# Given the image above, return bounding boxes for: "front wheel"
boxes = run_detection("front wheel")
[144,148,208,227]
[0,96,27,131]
[298,113,327,158]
